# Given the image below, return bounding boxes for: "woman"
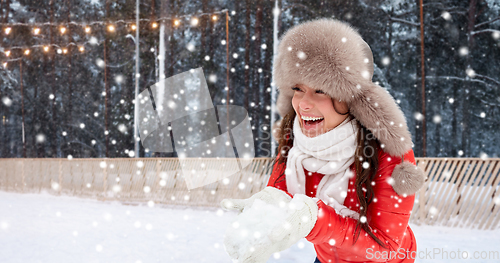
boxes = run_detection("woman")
[222,19,425,263]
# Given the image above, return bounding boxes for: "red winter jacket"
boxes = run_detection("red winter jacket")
[267,148,417,263]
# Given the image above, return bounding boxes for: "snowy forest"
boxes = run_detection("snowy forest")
[0,0,499,159]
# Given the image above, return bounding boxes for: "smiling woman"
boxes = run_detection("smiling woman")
[221,18,425,263]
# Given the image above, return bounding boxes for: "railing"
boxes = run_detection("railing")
[0,157,499,230]
[413,158,500,230]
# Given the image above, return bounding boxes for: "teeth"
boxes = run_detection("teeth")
[301,116,324,121]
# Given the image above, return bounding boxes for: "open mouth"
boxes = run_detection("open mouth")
[301,115,324,130]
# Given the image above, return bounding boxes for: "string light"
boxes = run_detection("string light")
[191,17,199,26]
[3,62,6,68]
[1,9,229,59]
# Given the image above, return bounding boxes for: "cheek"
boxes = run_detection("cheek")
[318,99,341,123]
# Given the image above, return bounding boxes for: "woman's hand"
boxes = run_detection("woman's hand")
[221,188,318,263]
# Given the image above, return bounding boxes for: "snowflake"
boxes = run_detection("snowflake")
[441,11,452,20]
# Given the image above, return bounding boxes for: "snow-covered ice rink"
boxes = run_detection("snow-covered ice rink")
[0,191,498,263]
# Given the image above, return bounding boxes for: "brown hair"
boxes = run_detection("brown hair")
[273,106,387,248]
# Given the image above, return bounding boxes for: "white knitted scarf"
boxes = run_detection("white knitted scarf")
[285,115,360,219]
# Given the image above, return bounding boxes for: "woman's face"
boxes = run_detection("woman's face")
[291,84,349,138]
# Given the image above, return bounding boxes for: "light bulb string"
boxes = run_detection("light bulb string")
[0,9,228,27]
[0,10,230,63]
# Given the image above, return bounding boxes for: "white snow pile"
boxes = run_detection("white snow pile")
[224,199,288,257]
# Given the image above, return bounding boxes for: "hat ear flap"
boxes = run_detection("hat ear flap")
[349,83,413,157]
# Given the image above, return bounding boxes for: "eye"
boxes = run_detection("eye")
[315,89,326,94]
[292,87,302,92]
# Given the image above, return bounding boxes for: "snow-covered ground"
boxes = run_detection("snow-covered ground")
[0,191,499,263]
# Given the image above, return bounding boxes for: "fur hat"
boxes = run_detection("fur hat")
[273,18,424,196]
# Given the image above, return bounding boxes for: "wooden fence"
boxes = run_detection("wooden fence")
[0,157,499,230]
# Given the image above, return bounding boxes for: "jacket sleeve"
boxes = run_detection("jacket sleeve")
[266,156,289,193]
[305,150,416,260]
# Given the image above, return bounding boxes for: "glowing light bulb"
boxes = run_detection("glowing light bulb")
[24,49,30,55]
[131,24,137,30]
[63,48,68,54]
[3,62,7,68]
[212,15,218,21]
[85,26,91,33]
[33,28,41,35]
[151,22,158,28]
[79,46,85,52]
[43,46,49,52]
[60,27,66,34]
[5,27,11,34]
[174,19,180,26]
[5,50,10,57]
[108,25,115,32]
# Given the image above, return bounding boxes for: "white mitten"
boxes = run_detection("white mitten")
[220,187,292,213]
[222,189,318,263]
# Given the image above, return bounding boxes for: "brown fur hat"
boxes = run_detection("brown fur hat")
[274,18,424,195]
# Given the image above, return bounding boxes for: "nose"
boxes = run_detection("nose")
[299,92,314,111]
